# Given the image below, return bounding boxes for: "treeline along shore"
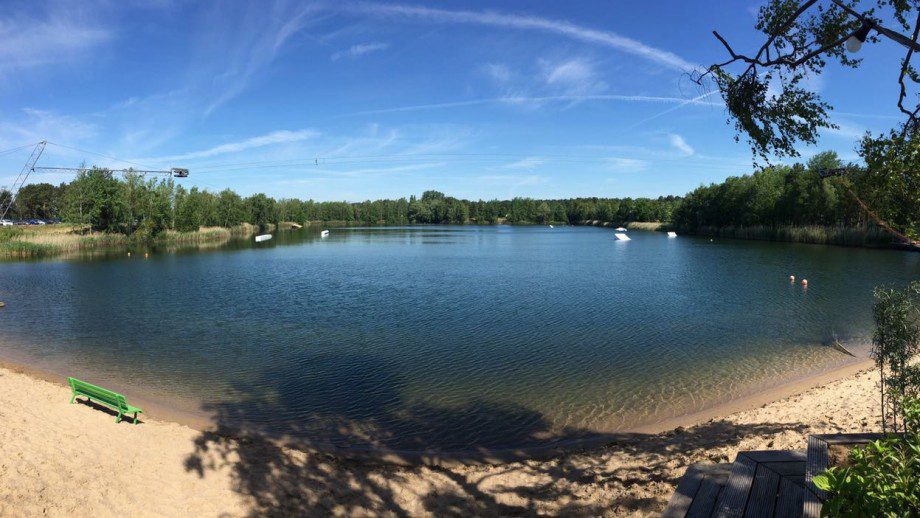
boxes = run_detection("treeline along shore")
[1,150,917,258]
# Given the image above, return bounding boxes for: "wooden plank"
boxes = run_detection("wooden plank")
[664,464,732,518]
[687,478,723,518]
[715,453,758,518]
[809,433,885,444]
[766,461,806,478]
[742,450,805,463]
[804,435,828,518]
[664,464,708,518]
[743,464,780,518]
[775,476,807,518]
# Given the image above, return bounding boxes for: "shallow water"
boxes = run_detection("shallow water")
[1,226,917,452]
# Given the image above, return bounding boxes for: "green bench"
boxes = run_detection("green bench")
[68,377,143,424]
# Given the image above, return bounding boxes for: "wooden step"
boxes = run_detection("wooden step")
[663,462,733,518]
[665,450,811,518]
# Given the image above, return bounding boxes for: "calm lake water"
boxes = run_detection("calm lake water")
[1,226,918,453]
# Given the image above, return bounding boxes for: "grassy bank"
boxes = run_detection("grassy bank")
[0,223,258,259]
[680,225,901,248]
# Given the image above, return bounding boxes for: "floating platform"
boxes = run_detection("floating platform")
[255,234,272,243]
[614,233,631,241]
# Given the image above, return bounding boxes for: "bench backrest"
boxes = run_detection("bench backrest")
[68,377,127,410]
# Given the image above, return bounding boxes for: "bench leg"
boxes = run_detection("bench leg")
[69,394,76,404]
[116,412,123,424]
[133,412,138,424]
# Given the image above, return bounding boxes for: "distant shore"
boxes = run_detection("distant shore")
[0,355,882,515]
[0,221,667,260]
[676,224,918,251]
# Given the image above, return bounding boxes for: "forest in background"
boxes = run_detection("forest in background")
[0,172,678,238]
[2,149,916,247]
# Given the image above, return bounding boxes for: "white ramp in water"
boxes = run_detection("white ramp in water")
[255,234,272,242]
[614,233,631,241]
[320,230,330,237]
[667,231,678,238]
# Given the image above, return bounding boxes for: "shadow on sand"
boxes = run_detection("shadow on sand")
[183,355,810,516]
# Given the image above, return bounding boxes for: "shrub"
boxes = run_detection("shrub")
[872,281,920,432]
[813,397,920,516]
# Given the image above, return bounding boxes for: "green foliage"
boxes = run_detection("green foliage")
[0,227,24,242]
[14,183,64,220]
[859,131,920,241]
[0,240,60,257]
[873,281,920,432]
[671,152,868,231]
[813,397,920,516]
[714,67,835,161]
[700,1,916,159]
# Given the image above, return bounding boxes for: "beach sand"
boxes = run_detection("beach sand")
[0,363,882,517]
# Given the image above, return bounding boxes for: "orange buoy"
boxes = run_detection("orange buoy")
[802,279,808,286]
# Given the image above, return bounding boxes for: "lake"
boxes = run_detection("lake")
[1,226,917,454]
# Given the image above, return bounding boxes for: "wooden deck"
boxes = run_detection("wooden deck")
[664,450,811,517]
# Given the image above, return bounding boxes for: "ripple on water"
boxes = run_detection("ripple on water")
[0,227,916,453]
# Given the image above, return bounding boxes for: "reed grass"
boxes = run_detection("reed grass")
[687,225,898,247]
[625,222,664,231]
[0,223,258,259]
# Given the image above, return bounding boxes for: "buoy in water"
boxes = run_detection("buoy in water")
[802,279,808,286]
[0,301,5,308]
[789,275,795,282]
[144,252,149,259]
[127,252,131,257]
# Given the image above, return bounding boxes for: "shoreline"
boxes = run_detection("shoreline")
[0,355,884,515]
[0,351,874,465]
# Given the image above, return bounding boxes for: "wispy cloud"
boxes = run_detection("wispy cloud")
[346,3,697,71]
[669,134,695,156]
[605,157,648,172]
[628,91,721,129]
[191,2,323,115]
[0,8,111,75]
[477,174,547,186]
[349,93,719,116]
[504,156,544,170]
[483,63,512,83]
[825,120,869,140]
[540,57,606,97]
[137,129,319,162]
[278,162,442,182]
[331,42,389,61]
[0,108,97,150]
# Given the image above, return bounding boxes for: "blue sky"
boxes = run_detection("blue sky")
[0,0,909,201]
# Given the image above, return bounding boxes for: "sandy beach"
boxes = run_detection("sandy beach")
[0,360,883,517]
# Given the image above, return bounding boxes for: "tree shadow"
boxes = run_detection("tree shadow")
[182,354,813,516]
[74,397,145,424]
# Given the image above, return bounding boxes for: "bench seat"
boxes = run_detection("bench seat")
[68,377,144,424]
